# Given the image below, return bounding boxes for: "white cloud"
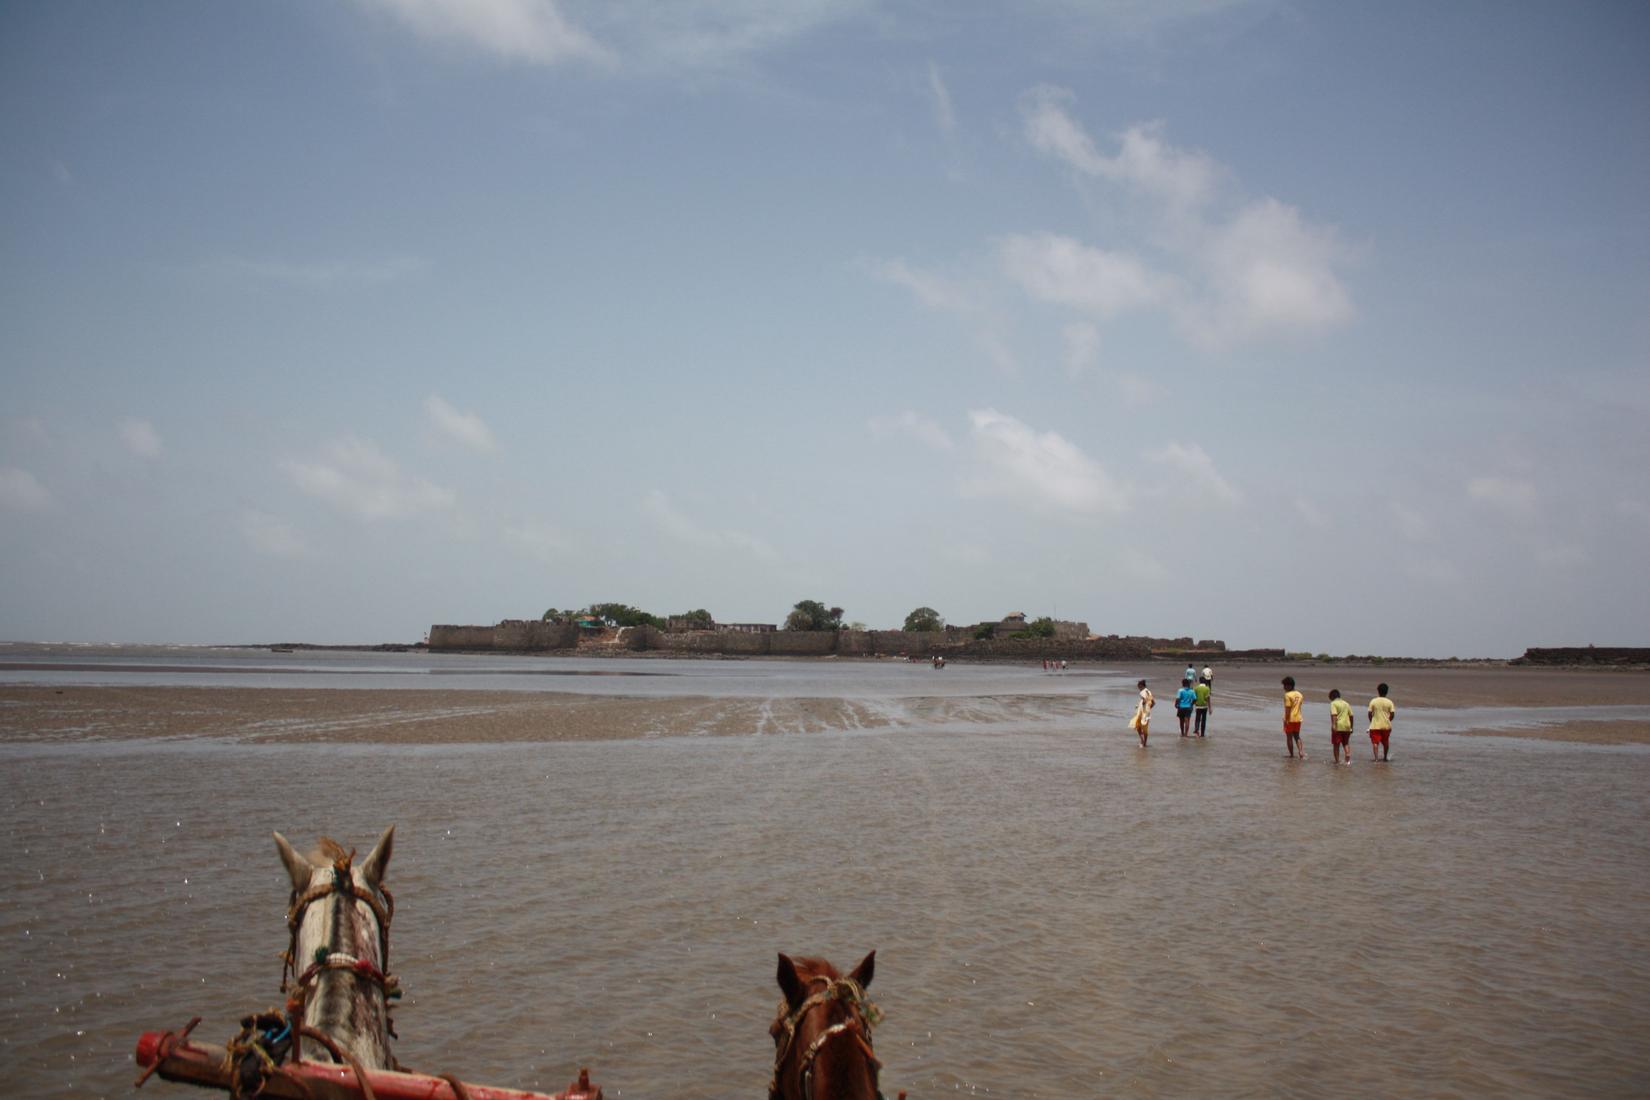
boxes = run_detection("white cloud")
[580,2,862,71]
[1189,197,1354,346]
[1001,233,1169,318]
[1145,442,1241,506]
[964,408,1129,515]
[241,510,310,558]
[1467,475,1537,520]
[119,417,163,459]
[868,411,954,451]
[927,61,957,134]
[285,438,457,521]
[642,489,775,558]
[1018,88,1355,350]
[1534,542,1587,569]
[424,395,497,453]
[503,518,570,562]
[868,257,972,313]
[0,467,51,511]
[1021,88,1217,209]
[357,0,611,65]
[1062,322,1100,377]
[211,255,430,288]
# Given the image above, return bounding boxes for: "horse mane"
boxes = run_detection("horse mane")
[310,837,352,866]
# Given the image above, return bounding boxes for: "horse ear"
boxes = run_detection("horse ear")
[777,953,806,1009]
[849,949,875,990]
[273,831,312,892]
[360,825,394,888]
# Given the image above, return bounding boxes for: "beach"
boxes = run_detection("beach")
[3,659,1645,745]
[2,652,1647,1098]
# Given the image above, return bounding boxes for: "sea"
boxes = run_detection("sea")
[1,646,1646,1098]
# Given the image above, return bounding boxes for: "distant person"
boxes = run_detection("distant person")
[1175,678,1196,737]
[1368,683,1396,761]
[1202,664,1214,687]
[1184,662,1197,685]
[1282,676,1306,759]
[1328,689,1354,766]
[1130,679,1154,748]
[1193,676,1211,737]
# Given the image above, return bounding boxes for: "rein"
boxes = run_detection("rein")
[769,976,884,1100]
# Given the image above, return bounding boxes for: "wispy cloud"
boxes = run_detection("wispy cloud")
[357,0,611,65]
[285,438,456,521]
[119,418,163,459]
[964,408,1129,515]
[1145,442,1241,506]
[1001,232,1170,318]
[927,61,957,134]
[1023,88,1218,209]
[0,467,51,511]
[1017,87,1355,350]
[643,489,775,558]
[240,510,310,558]
[424,395,497,453]
[867,257,973,312]
[868,410,954,451]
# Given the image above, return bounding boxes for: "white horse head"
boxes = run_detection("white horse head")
[272,825,397,1070]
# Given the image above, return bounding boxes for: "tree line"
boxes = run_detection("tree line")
[542,601,1059,638]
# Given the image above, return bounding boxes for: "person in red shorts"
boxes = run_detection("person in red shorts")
[1368,682,1396,761]
[1281,676,1305,759]
[1328,689,1354,766]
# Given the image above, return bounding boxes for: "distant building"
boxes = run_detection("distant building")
[720,622,777,634]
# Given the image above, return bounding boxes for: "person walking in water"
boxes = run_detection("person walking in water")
[1175,678,1196,737]
[1368,683,1396,761]
[1328,689,1355,766]
[1130,679,1154,748]
[1193,675,1211,737]
[1282,676,1306,759]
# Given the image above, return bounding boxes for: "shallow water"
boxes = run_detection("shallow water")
[1,656,1647,1098]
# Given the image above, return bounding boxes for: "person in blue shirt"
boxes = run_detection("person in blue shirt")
[1175,678,1197,737]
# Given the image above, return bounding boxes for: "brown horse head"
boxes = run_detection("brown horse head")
[769,950,881,1100]
[273,825,397,1070]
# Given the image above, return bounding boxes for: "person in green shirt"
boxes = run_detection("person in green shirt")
[1328,689,1355,766]
[1193,676,1212,737]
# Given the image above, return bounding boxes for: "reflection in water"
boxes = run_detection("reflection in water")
[0,664,1647,1098]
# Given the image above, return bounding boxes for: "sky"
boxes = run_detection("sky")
[2,1,1648,657]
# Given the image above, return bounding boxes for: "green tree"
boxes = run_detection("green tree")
[784,600,844,631]
[1010,616,1057,639]
[587,602,667,629]
[903,607,944,632]
[973,622,996,640]
[675,608,715,629]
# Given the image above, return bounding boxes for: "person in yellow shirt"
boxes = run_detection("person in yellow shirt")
[1328,689,1355,766]
[1368,682,1396,761]
[1281,676,1305,759]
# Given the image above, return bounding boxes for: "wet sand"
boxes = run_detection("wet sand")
[0,685,885,743]
[1184,661,1649,708]
[1,661,1645,744]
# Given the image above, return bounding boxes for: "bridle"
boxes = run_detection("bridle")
[279,854,401,1037]
[768,975,884,1100]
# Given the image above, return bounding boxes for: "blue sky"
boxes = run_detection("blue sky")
[2,1,1647,656]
